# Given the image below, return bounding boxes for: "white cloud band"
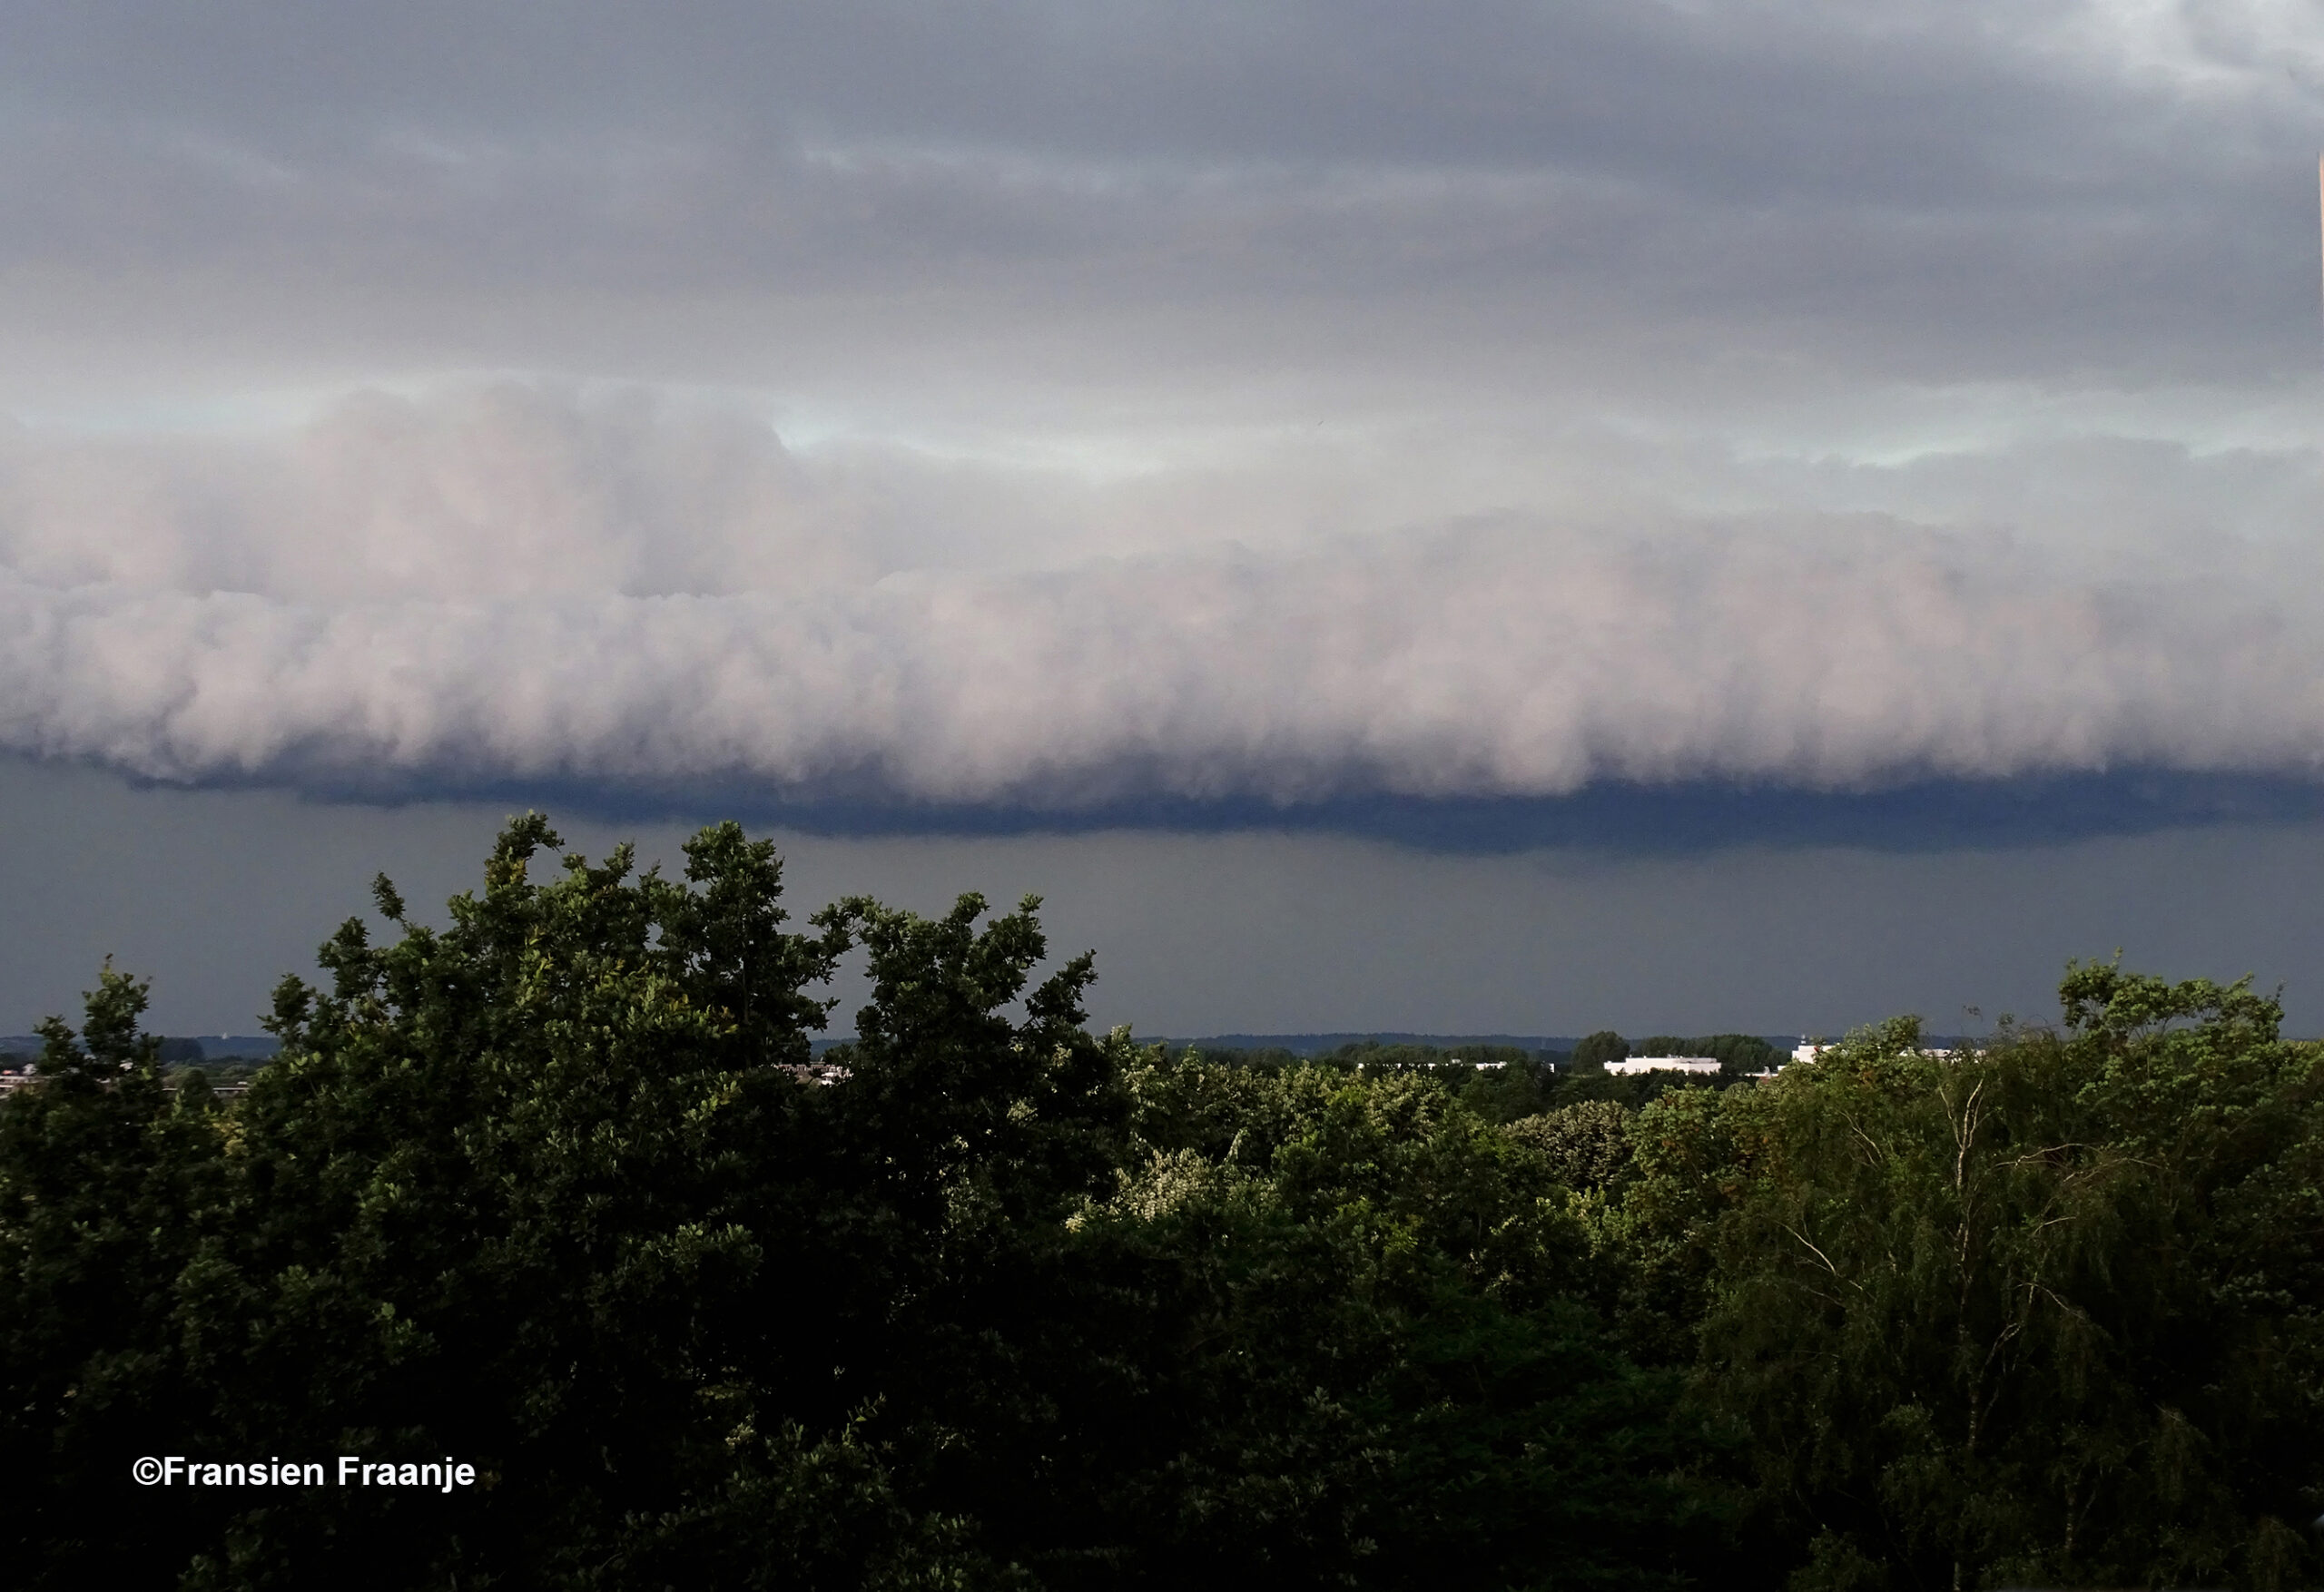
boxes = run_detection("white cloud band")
[0,389,2317,808]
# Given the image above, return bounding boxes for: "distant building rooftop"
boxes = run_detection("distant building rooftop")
[1603,1056,1722,1076]
[773,1062,852,1086]
[1790,1042,1974,1066]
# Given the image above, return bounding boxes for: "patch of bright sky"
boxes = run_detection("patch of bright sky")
[2047,0,2324,92]
[763,400,1196,479]
[761,384,1417,483]
[760,359,2324,490]
[1715,375,2324,467]
[2,371,1315,535]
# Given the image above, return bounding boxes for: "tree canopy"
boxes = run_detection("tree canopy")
[4,819,2322,1589]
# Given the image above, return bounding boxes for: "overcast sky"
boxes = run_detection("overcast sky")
[5,1,2324,1037]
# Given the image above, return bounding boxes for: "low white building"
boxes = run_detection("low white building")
[1603,1056,1722,1076]
[1789,1042,1973,1066]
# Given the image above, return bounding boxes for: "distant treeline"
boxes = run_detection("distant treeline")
[1182,1032,1792,1117]
[0,1034,279,1070]
[3,818,2319,1589]
[1167,1030,1803,1063]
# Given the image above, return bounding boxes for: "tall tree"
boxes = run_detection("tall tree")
[1691,974,2324,1589]
[1571,1030,1631,1072]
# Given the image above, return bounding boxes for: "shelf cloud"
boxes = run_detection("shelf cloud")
[0,386,2319,813]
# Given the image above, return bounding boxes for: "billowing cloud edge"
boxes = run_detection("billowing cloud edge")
[3,386,2321,837]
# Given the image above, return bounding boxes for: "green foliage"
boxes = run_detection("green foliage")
[165,1062,262,1087]
[0,819,1728,1591]
[1178,1043,1302,1069]
[1684,988,2324,1587]
[1089,1049,1730,1588]
[1449,1056,1565,1123]
[1506,1099,1639,1193]
[0,963,226,1584]
[1526,1067,1736,1117]
[1572,1029,1631,1072]
[11,828,2324,1590]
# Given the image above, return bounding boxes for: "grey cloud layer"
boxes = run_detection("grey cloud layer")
[0,0,2317,395]
[1,388,2319,807]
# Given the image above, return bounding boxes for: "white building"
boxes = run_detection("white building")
[1789,1042,1972,1066]
[1603,1056,1722,1076]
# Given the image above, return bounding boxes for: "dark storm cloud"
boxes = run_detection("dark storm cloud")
[13,755,2324,1043]
[0,1,2314,385]
[0,0,2248,184]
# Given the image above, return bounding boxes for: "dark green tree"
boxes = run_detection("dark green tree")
[1506,1098,1638,1192]
[1571,1030,1630,1072]
[0,963,226,1586]
[1689,972,2324,1589]
[0,816,1803,1589]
